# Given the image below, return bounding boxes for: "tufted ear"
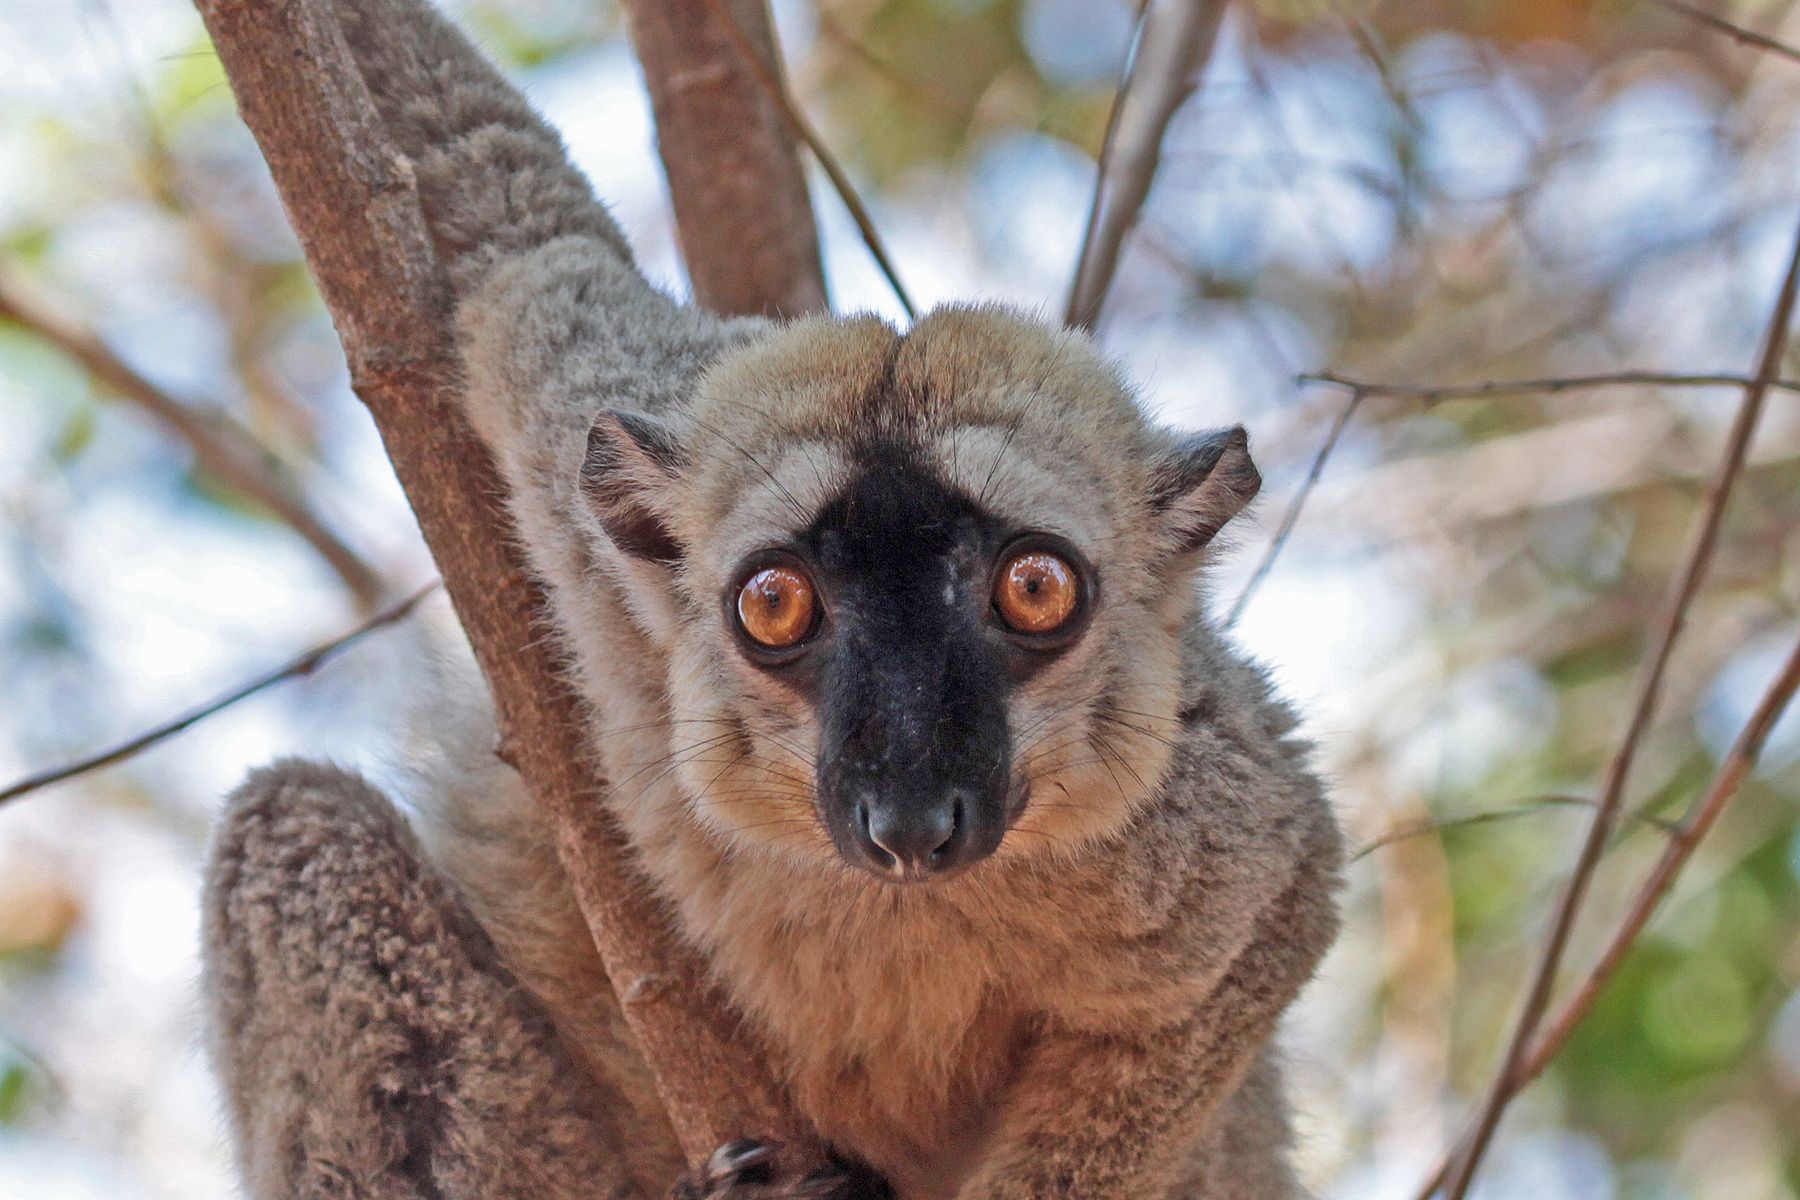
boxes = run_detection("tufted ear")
[1148,426,1261,554]
[580,410,685,563]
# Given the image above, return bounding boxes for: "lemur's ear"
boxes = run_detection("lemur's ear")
[581,410,685,563]
[1148,426,1261,554]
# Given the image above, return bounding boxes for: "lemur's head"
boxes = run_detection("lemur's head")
[580,306,1257,884]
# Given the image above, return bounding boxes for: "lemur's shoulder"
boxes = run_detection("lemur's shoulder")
[1018,620,1337,1028]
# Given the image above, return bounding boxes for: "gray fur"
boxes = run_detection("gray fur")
[200,2,1342,1197]
[203,760,638,1199]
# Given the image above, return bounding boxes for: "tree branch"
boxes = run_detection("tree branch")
[1224,383,1363,627]
[1301,368,1800,403]
[1348,795,1678,865]
[1655,0,1800,67]
[194,0,811,1165]
[0,275,386,610]
[701,0,916,318]
[1225,363,1800,628]
[1516,631,1800,1079]
[619,0,828,319]
[1066,0,1151,329]
[1434,206,1800,1200]
[1065,0,1230,332]
[1411,631,1800,1200]
[0,583,439,807]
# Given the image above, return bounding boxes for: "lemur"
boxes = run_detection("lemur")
[199,1,1343,1198]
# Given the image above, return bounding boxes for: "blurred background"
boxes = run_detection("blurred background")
[1,0,1798,1196]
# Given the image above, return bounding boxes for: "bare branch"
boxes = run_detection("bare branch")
[1349,796,1678,865]
[1516,632,1800,1078]
[0,582,439,807]
[0,276,386,609]
[195,0,812,1164]
[1301,369,1800,403]
[1224,384,1364,628]
[1065,0,1230,332]
[1414,631,1800,1198]
[1434,207,1800,1200]
[1655,0,1800,67]
[1067,0,1151,328]
[618,0,827,317]
[701,0,915,318]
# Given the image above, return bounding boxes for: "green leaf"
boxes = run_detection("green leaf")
[0,1060,29,1125]
[50,404,96,464]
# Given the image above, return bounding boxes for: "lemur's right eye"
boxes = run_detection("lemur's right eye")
[994,550,1080,635]
[736,563,819,650]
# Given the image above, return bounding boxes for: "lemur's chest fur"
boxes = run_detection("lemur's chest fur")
[616,735,1085,1197]
[582,610,1300,1195]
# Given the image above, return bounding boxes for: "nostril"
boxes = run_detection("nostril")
[856,799,897,870]
[930,796,966,862]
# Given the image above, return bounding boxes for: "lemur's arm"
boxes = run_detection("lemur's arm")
[960,805,1340,1200]
[326,0,767,602]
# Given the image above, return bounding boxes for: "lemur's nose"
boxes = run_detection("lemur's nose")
[856,793,968,879]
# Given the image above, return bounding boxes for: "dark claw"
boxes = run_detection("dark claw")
[670,1140,893,1200]
[710,1138,776,1181]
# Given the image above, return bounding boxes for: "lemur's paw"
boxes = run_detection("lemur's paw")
[670,1140,892,1200]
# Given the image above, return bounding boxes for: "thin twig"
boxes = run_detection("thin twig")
[1434,208,1800,1200]
[1067,0,1151,328]
[1349,795,1678,864]
[1655,0,1800,67]
[703,0,915,317]
[1224,385,1364,628]
[0,582,439,807]
[0,278,387,609]
[1517,632,1800,1078]
[1414,631,1800,1199]
[1065,0,1230,332]
[1228,358,1800,640]
[1302,369,1800,403]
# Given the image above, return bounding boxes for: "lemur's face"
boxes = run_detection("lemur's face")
[581,307,1257,885]
[720,454,1096,880]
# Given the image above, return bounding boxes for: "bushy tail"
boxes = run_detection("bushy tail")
[328,0,630,288]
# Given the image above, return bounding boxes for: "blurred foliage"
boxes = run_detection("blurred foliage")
[0,0,1798,1197]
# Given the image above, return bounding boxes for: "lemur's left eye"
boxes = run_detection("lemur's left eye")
[736,563,819,649]
[994,550,1079,635]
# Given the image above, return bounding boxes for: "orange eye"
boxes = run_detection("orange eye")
[995,550,1080,635]
[736,564,819,649]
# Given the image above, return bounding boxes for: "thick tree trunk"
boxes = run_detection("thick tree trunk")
[193,0,816,1167]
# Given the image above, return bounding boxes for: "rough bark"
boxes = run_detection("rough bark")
[621,0,829,318]
[193,0,813,1166]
